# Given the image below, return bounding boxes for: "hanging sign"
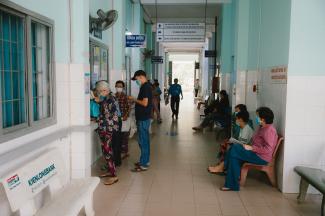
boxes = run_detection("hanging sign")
[151,56,164,64]
[157,23,205,42]
[126,34,146,48]
[205,50,216,58]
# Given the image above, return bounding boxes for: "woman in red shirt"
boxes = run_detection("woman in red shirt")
[221,107,278,191]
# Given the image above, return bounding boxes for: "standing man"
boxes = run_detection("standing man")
[168,78,183,119]
[129,70,152,172]
[194,79,200,97]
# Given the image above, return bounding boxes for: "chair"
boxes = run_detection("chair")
[240,136,284,187]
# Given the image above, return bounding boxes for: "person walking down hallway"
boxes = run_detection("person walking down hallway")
[129,70,153,172]
[168,78,183,119]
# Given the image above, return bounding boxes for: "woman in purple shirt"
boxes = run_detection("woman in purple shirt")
[221,107,278,191]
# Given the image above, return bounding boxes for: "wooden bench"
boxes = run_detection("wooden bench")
[240,136,284,187]
[294,166,325,216]
[0,148,99,216]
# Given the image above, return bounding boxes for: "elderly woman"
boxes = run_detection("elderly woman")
[96,80,120,185]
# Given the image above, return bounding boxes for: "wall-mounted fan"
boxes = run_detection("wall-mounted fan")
[89,9,118,33]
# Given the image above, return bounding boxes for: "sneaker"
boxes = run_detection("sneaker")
[134,162,151,167]
[192,126,203,131]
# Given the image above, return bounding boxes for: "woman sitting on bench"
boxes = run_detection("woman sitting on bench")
[221,107,278,191]
[208,110,254,174]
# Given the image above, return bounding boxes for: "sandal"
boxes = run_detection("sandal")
[131,166,148,172]
[104,177,119,185]
[207,166,224,175]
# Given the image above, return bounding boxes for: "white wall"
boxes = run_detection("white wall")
[283,0,325,193]
[0,1,72,215]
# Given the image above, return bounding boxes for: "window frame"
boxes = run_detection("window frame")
[0,1,56,143]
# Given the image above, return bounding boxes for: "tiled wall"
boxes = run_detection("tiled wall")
[234,68,287,191]
[283,76,325,193]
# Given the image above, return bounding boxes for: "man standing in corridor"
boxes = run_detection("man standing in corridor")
[168,78,183,119]
[129,70,152,172]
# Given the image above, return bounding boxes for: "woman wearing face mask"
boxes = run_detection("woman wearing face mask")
[96,81,120,185]
[115,80,130,159]
[208,111,254,174]
[220,107,278,191]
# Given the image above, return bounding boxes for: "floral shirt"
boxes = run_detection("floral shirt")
[115,92,130,118]
[97,95,120,133]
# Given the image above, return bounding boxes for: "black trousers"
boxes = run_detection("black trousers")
[195,89,199,97]
[112,120,122,166]
[171,96,180,117]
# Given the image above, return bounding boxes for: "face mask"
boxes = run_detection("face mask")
[255,116,261,125]
[116,87,123,93]
[234,112,239,115]
[136,80,141,86]
[235,121,240,126]
[99,95,106,101]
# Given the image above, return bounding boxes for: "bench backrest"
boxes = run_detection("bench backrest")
[272,136,284,161]
[0,148,66,213]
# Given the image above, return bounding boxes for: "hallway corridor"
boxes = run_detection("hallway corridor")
[92,93,320,216]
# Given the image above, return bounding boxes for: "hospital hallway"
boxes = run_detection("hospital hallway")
[91,93,320,216]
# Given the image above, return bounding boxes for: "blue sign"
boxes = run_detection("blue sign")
[126,35,146,48]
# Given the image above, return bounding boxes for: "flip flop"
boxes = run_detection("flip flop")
[207,167,225,175]
[207,167,218,175]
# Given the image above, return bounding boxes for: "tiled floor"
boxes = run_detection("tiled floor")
[92,93,321,216]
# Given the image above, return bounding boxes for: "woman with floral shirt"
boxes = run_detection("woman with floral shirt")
[96,81,120,185]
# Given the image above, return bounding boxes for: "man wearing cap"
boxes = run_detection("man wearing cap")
[129,70,153,171]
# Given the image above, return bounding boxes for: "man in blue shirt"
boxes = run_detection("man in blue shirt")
[168,78,183,119]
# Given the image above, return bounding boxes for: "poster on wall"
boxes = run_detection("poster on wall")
[270,66,287,84]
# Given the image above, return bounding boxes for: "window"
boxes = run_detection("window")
[31,22,51,121]
[0,11,26,129]
[89,40,109,89]
[0,3,55,141]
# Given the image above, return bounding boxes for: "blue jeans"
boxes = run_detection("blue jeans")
[224,144,267,191]
[137,119,151,167]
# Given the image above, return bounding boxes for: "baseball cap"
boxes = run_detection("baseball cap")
[131,70,147,80]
